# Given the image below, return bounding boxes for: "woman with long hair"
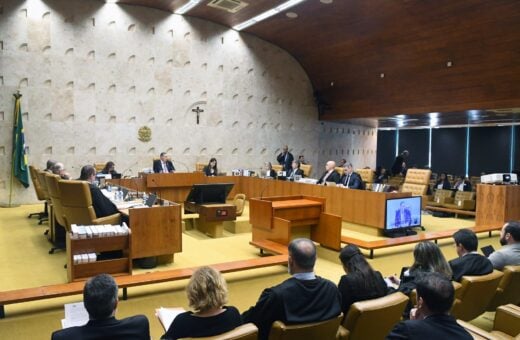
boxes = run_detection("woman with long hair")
[338,245,388,314]
[203,158,218,176]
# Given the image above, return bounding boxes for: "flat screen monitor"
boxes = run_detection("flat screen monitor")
[185,183,234,204]
[385,196,422,231]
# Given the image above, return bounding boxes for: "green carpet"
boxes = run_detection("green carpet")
[0,204,499,339]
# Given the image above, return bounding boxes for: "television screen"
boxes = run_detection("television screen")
[185,183,234,204]
[385,196,422,230]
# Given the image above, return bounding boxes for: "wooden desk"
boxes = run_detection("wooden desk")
[476,184,520,227]
[147,173,205,202]
[184,202,236,237]
[250,195,341,250]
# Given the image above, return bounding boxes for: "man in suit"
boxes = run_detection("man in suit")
[276,145,294,172]
[153,152,175,173]
[387,272,472,339]
[391,150,409,176]
[394,201,412,227]
[79,165,121,221]
[52,274,150,340]
[340,163,364,189]
[489,221,520,270]
[449,228,493,281]
[287,160,304,180]
[242,238,341,340]
[316,161,341,184]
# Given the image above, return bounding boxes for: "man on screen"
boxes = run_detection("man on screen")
[395,201,412,227]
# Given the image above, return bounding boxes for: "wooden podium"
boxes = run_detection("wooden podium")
[250,195,341,250]
[476,184,520,227]
[184,202,236,237]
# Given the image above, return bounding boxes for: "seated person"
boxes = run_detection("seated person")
[51,274,150,340]
[203,158,218,177]
[434,172,451,190]
[44,159,57,172]
[374,166,388,184]
[264,162,277,178]
[340,163,364,189]
[316,161,341,184]
[337,158,347,167]
[161,266,242,340]
[79,165,121,221]
[488,221,520,270]
[449,229,493,281]
[287,160,304,180]
[51,162,71,180]
[453,176,472,192]
[153,152,175,173]
[101,161,119,176]
[338,245,387,314]
[242,238,341,340]
[386,273,472,339]
[298,154,307,164]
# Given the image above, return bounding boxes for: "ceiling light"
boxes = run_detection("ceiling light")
[320,0,333,3]
[233,0,307,31]
[175,0,203,14]
[105,0,118,3]
[286,12,298,18]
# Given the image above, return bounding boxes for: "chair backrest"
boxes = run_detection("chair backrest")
[179,323,258,340]
[36,170,51,199]
[44,173,69,231]
[271,164,283,173]
[405,169,431,185]
[401,183,428,196]
[433,189,454,202]
[300,164,312,177]
[29,165,46,200]
[487,265,520,311]
[451,270,504,321]
[356,168,374,184]
[233,194,246,216]
[342,292,409,340]
[493,304,520,337]
[454,191,475,203]
[268,314,343,340]
[195,162,206,172]
[94,163,105,172]
[58,180,97,227]
[335,167,345,176]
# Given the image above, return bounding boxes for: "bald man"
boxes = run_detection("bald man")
[316,161,341,185]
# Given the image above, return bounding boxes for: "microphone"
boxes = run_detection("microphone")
[173,160,190,172]
[121,161,138,178]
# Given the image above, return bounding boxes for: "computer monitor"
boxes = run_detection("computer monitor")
[384,196,422,237]
[185,183,234,204]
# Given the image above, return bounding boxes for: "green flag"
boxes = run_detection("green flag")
[11,93,29,189]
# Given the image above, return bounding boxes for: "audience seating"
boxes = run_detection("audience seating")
[93,163,105,172]
[487,265,520,311]
[44,174,68,254]
[300,163,312,177]
[58,180,121,228]
[268,314,343,340]
[28,165,48,223]
[451,270,504,321]
[458,304,520,340]
[178,323,258,340]
[356,168,374,185]
[36,169,53,226]
[338,292,409,340]
[426,189,454,207]
[401,169,431,196]
[442,191,476,211]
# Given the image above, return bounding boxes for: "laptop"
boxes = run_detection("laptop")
[481,245,495,257]
[145,194,157,207]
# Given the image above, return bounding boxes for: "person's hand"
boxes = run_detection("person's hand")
[409,307,418,320]
[388,275,400,285]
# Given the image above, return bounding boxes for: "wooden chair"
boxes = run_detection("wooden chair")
[487,265,520,311]
[458,304,520,340]
[268,314,343,340]
[300,163,312,177]
[233,194,246,216]
[44,174,68,254]
[179,323,258,340]
[442,191,476,211]
[356,168,374,186]
[339,292,409,340]
[58,180,121,228]
[272,164,283,173]
[335,167,345,177]
[28,165,48,223]
[195,162,206,172]
[401,169,431,196]
[451,270,504,321]
[93,163,105,172]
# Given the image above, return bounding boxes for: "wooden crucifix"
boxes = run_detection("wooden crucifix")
[192,106,204,125]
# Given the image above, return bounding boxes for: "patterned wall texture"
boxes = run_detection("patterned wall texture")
[0,0,375,204]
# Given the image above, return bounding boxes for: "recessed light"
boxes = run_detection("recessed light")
[286,12,298,18]
[446,61,453,67]
[320,0,333,4]
[380,73,385,78]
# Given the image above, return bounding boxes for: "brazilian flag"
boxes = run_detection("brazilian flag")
[12,93,29,188]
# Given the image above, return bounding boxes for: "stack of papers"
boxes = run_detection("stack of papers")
[61,302,89,329]
[155,307,186,331]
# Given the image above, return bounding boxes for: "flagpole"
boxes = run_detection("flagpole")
[7,91,22,208]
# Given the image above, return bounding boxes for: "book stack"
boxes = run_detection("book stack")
[70,223,130,239]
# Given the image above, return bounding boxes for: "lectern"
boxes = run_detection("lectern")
[250,195,341,250]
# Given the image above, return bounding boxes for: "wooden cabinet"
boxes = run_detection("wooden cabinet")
[67,232,132,282]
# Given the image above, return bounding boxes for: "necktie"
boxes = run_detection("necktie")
[345,174,351,187]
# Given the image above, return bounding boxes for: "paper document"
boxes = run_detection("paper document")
[156,307,186,331]
[61,302,89,329]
